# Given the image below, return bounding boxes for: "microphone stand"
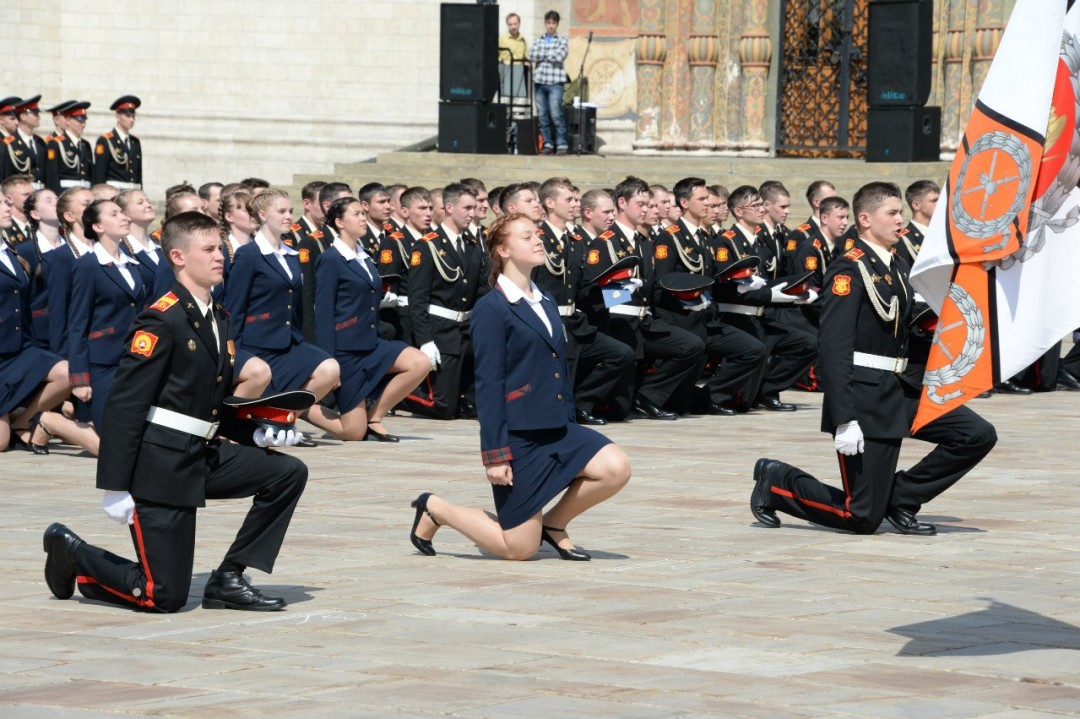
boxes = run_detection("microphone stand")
[575,32,594,156]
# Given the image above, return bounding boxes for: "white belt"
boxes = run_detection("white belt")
[557,303,575,317]
[609,304,649,319]
[715,302,764,317]
[110,181,141,191]
[59,179,91,189]
[146,406,219,440]
[428,304,471,323]
[853,351,908,373]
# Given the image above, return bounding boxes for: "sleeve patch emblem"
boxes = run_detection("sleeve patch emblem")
[832,275,851,296]
[654,245,668,260]
[95,144,104,155]
[785,239,797,251]
[130,330,159,358]
[410,250,422,267]
[805,257,818,270]
[299,248,310,264]
[586,249,600,265]
[379,249,393,264]
[716,247,729,262]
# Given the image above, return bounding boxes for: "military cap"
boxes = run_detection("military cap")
[110,95,141,113]
[0,97,23,116]
[46,100,75,115]
[713,256,760,282]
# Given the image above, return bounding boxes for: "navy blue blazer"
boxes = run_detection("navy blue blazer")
[42,242,83,356]
[471,283,575,466]
[68,253,145,385]
[15,239,50,348]
[0,245,33,354]
[223,241,304,351]
[313,245,383,354]
[121,241,163,303]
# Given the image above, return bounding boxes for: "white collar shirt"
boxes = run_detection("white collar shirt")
[93,242,138,290]
[498,274,552,336]
[332,237,374,281]
[253,230,297,280]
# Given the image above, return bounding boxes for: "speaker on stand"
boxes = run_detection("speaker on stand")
[438,3,509,154]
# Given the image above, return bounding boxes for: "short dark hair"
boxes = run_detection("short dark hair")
[544,10,560,24]
[498,183,530,210]
[806,180,835,206]
[905,179,941,208]
[240,177,271,191]
[580,188,611,213]
[400,186,433,208]
[709,184,730,201]
[301,180,327,203]
[613,176,650,207]
[727,185,760,213]
[819,196,850,216]
[161,211,222,268]
[852,182,902,221]
[759,181,790,203]
[538,177,574,208]
[672,177,706,209]
[358,182,389,205]
[459,177,487,195]
[198,182,224,201]
[319,181,352,210]
[488,186,505,210]
[443,182,478,208]
[325,196,360,233]
[165,182,197,199]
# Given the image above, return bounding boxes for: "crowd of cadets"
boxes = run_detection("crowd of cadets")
[3,113,1079,454]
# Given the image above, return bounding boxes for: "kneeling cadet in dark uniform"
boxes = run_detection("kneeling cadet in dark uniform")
[750,183,996,535]
[43,212,309,612]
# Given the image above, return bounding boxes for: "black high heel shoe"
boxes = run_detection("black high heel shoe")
[541,526,591,561]
[364,424,400,443]
[409,492,440,556]
[10,413,49,455]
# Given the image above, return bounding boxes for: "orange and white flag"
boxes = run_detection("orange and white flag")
[910,0,1080,432]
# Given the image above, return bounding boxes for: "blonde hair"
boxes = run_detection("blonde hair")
[247,187,291,227]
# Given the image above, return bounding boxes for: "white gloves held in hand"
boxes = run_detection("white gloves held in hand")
[769,282,797,304]
[102,490,135,525]
[379,292,399,309]
[253,426,303,447]
[736,275,768,293]
[420,341,441,371]
[795,289,819,305]
[834,420,865,455]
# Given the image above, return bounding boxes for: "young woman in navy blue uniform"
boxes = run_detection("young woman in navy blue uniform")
[0,196,76,454]
[116,189,162,296]
[44,188,95,360]
[224,189,340,438]
[314,198,429,441]
[409,213,631,560]
[68,199,145,429]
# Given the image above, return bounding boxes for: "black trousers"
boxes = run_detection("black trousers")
[74,442,308,613]
[1062,338,1080,377]
[702,321,767,405]
[1013,341,1061,391]
[402,346,473,420]
[639,322,706,410]
[571,329,635,416]
[722,314,816,402]
[767,402,997,534]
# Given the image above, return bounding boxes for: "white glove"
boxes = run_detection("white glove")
[420,341,441,371]
[736,275,768,293]
[769,282,796,304]
[795,288,819,305]
[102,490,136,525]
[379,291,399,309]
[626,278,644,290]
[834,420,865,456]
[396,294,409,308]
[253,426,302,447]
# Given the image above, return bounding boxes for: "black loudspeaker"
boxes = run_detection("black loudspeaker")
[438,102,508,154]
[440,4,499,102]
[866,106,941,162]
[867,0,933,106]
[514,118,539,156]
[565,105,597,154]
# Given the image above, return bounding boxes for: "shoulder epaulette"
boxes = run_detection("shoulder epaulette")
[290,223,301,232]
[103,132,114,139]
[844,248,865,261]
[390,231,404,240]
[796,223,811,232]
[571,233,583,242]
[537,227,545,235]
[2,136,13,145]
[898,228,910,236]
[421,232,439,241]
[721,230,736,239]
[812,238,821,249]
[149,292,179,312]
[150,228,162,241]
[383,221,394,231]
[310,230,324,240]
[664,225,680,235]
[598,230,614,240]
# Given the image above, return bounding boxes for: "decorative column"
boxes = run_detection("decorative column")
[738,0,772,154]
[721,1,745,150]
[634,0,667,149]
[971,0,1006,98]
[687,1,719,148]
[940,1,968,153]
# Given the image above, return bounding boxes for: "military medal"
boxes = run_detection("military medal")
[871,273,883,284]
[187,339,197,351]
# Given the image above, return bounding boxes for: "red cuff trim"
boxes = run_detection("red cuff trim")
[70,372,91,387]
[481,447,513,466]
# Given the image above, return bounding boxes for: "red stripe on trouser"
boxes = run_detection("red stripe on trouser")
[406,376,436,407]
[130,508,156,609]
[771,486,852,518]
[76,575,144,606]
[838,452,853,514]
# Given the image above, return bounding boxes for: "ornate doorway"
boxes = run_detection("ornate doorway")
[776,0,869,157]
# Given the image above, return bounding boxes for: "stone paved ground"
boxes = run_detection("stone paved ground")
[2,386,1078,718]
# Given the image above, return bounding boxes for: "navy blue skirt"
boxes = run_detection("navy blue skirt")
[492,423,612,530]
[335,339,408,413]
[258,340,332,394]
[0,346,60,416]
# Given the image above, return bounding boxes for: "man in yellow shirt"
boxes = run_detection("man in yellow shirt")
[498,13,528,64]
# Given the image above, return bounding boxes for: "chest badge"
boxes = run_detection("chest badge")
[187,339,197,351]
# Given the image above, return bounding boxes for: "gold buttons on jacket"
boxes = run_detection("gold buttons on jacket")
[556,394,564,401]
[211,409,219,416]
[554,372,561,379]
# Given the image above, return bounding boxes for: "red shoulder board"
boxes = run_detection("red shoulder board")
[2,136,14,145]
[150,228,162,241]
[290,223,301,232]
[103,132,114,139]
[150,292,179,312]
[309,230,324,240]
[664,225,680,235]
[844,248,864,261]
[598,230,614,240]
[571,233,583,242]
[390,231,404,240]
[282,238,294,247]
[812,238,821,249]
[421,232,438,241]
[721,230,736,239]
[383,222,394,231]
[898,228,910,236]
[537,227,545,235]
[796,223,811,232]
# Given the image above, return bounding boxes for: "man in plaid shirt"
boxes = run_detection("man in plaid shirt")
[528,10,569,155]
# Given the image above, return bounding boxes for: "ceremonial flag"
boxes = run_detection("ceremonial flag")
[909,0,1080,432]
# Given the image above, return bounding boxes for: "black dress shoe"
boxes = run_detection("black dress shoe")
[976,390,993,399]
[409,492,439,556]
[202,569,286,611]
[575,409,607,425]
[456,399,478,420]
[364,427,400,443]
[707,403,737,416]
[885,508,937,536]
[633,397,676,420]
[1057,370,1080,391]
[541,526,591,560]
[755,397,797,412]
[750,458,781,528]
[43,523,84,599]
[995,380,1032,395]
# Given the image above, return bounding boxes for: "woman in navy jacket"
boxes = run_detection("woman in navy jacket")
[408,213,631,560]
[223,188,340,439]
[116,189,162,296]
[68,199,146,429]
[314,197,429,441]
